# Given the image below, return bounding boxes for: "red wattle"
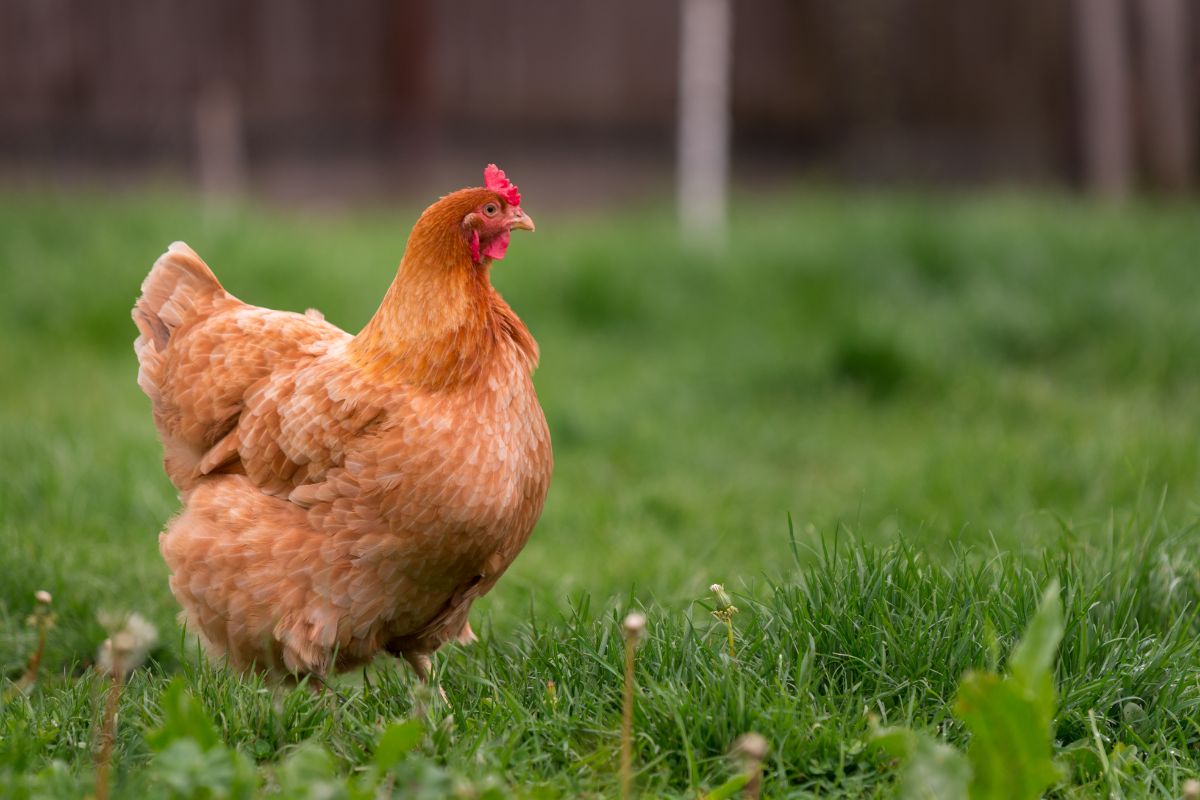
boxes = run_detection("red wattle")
[482,231,510,261]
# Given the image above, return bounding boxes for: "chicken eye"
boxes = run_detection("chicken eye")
[483,203,499,217]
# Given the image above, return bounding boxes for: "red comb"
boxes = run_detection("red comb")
[484,163,521,207]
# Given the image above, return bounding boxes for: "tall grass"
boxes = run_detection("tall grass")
[2,189,1200,795]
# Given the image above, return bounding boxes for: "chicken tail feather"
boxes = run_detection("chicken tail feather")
[133,242,230,399]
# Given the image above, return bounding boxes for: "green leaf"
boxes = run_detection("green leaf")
[146,677,221,753]
[276,741,346,800]
[874,727,971,800]
[1057,738,1103,783]
[955,672,1061,800]
[952,582,1065,800]
[151,738,258,800]
[703,772,751,800]
[227,748,259,800]
[1006,580,1064,710]
[874,582,1066,800]
[373,719,425,771]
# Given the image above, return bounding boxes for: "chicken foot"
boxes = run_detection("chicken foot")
[402,652,450,706]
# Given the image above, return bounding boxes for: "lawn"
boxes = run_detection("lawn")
[2,188,1200,797]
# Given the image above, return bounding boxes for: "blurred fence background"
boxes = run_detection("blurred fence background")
[0,0,1196,205]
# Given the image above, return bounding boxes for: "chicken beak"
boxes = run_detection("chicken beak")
[507,209,536,233]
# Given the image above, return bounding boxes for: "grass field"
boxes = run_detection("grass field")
[2,188,1200,797]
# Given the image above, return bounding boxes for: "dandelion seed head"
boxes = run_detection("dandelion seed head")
[96,612,159,677]
[710,583,734,609]
[622,612,647,640]
[733,732,769,762]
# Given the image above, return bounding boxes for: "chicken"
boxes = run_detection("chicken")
[132,165,551,688]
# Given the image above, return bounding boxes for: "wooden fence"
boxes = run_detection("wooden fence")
[0,0,1194,192]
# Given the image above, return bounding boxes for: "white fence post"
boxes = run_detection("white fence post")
[677,0,733,244]
[1073,0,1133,199]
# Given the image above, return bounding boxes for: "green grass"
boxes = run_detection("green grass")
[2,188,1200,796]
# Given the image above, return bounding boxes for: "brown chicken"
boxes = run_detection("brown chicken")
[132,165,551,688]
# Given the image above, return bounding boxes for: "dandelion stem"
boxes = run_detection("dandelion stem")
[621,637,635,798]
[620,612,646,800]
[94,620,142,800]
[4,590,54,702]
[94,664,125,800]
[26,625,48,685]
